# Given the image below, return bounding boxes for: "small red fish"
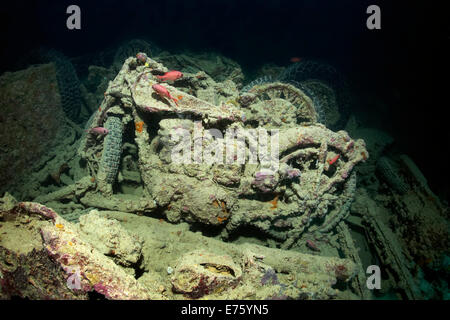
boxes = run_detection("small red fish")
[290,57,302,63]
[86,127,109,135]
[306,239,320,252]
[156,70,183,82]
[328,154,340,165]
[152,84,178,106]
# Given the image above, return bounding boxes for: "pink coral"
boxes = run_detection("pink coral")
[65,267,81,290]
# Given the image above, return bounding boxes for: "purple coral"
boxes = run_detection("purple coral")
[252,170,277,193]
[136,52,148,63]
[19,202,57,221]
[261,268,279,285]
[277,164,301,182]
[93,282,110,297]
[145,106,160,113]
[254,170,273,180]
[65,267,81,290]
[285,168,301,179]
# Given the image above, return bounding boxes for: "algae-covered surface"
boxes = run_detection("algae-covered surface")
[0,40,448,301]
[0,203,358,300]
[99,210,358,300]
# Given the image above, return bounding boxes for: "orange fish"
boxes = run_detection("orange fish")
[290,57,302,63]
[328,154,340,165]
[156,70,183,82]
[177,95,183,100]
[152,84,178,106]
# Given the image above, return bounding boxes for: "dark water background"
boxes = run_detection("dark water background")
[0,0,448,200]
